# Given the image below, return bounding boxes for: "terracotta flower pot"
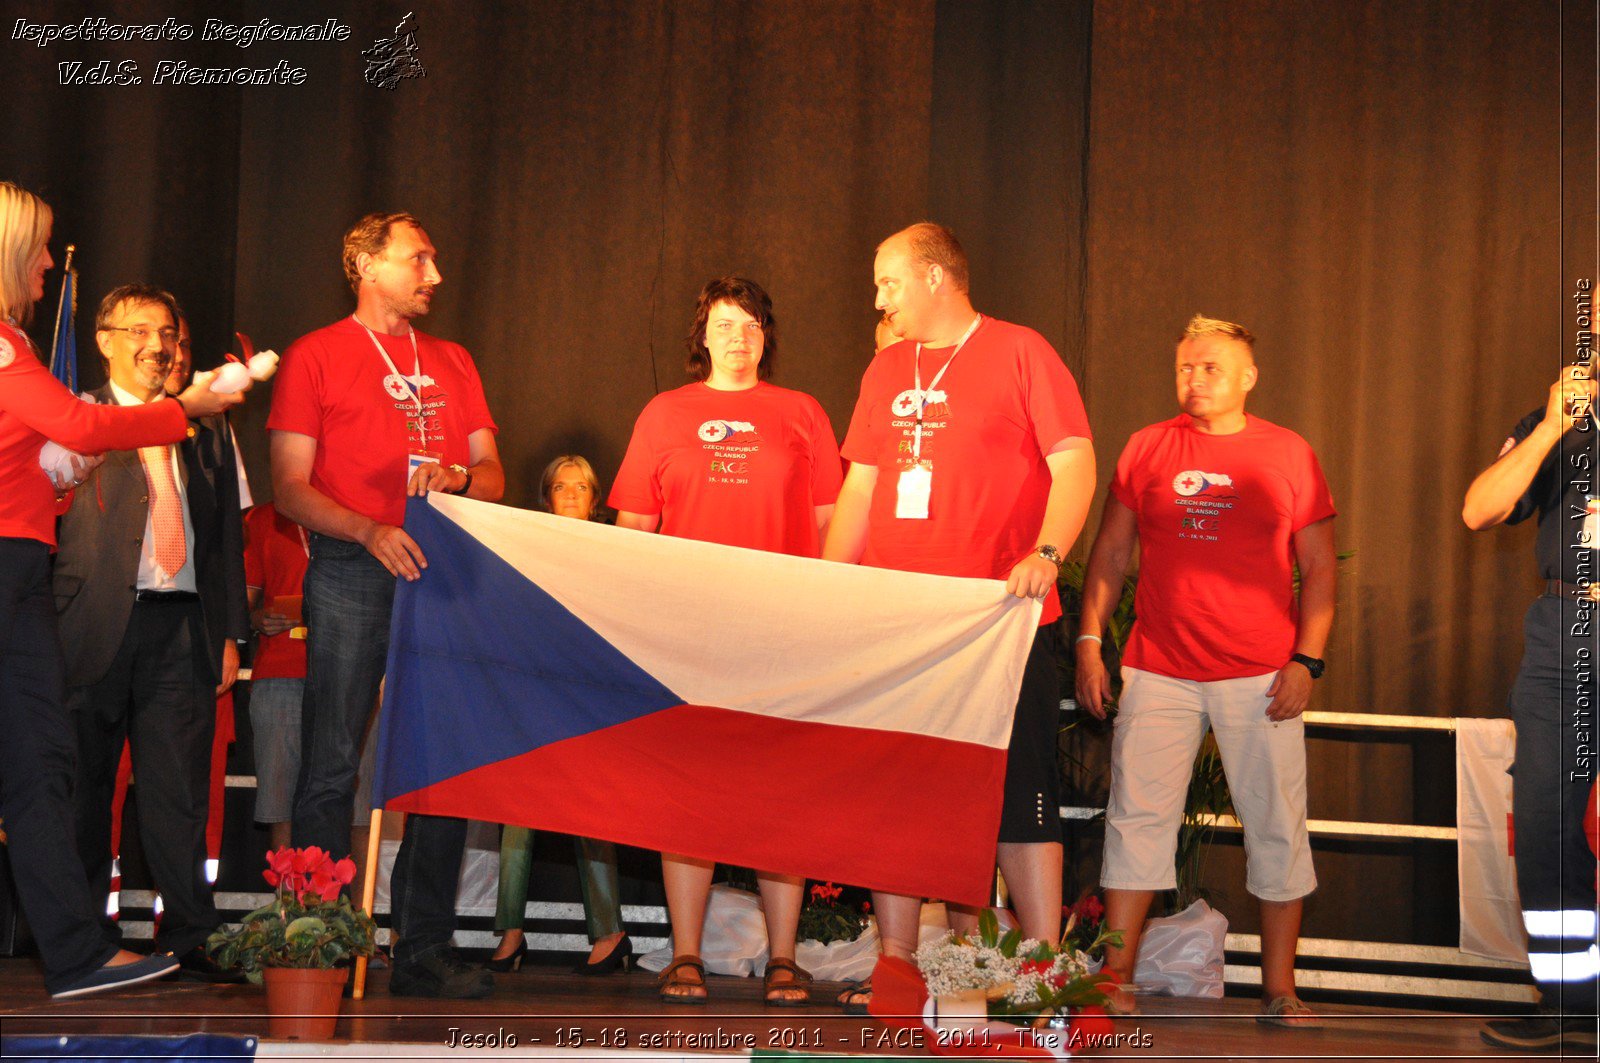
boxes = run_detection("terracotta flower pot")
[262,966,349,1040]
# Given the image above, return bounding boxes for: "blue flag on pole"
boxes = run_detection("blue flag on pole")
[49,256,77,393]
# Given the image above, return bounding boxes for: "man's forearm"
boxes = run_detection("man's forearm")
[463,458,505,502]
[1078,539,1130,637]
[1293,564,1336,659]
[274,478,379,545]
[822,470,874,563]
[1291,519,1338,659]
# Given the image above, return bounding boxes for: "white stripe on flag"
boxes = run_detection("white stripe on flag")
[429,495,1042,750]
[1524,909,1600,940]
[1529,945,1600,983]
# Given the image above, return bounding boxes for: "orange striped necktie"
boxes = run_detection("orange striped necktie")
[139,446,186,576]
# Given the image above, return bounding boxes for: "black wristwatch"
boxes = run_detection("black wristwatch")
[447,464,473,496]
[1290,653,1325,680]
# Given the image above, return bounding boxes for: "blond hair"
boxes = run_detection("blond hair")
[1181,314,1255,351]
[341,211,423,294]
[539,455,606,521]
[0,182,53,327]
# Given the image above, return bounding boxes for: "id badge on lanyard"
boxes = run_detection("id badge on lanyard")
[893,314,981,520]
[895,463,932,519]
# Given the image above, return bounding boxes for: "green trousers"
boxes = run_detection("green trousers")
[494,825,623,940]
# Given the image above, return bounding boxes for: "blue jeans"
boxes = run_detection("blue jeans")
[291,535,392,858]
[291,532,470,965]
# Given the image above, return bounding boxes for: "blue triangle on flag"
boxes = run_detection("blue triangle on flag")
[374,498,687,804]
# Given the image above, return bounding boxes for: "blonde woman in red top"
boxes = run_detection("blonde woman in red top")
[0,181,244,998]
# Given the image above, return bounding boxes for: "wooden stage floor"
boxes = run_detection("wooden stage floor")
[0,959,1582,1061]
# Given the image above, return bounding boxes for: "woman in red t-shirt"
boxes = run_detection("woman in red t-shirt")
[0,182,245,998]
[610,277,842,1007]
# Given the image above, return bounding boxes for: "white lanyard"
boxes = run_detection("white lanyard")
[910,314,981,462]
[352,315,424,418]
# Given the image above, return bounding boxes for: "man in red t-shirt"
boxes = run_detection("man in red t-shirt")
[268,211,503,999]
[1076,316,1337,1025]
[824,223,1097,992]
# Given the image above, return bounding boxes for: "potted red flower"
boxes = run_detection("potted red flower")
[206,847,377,1040]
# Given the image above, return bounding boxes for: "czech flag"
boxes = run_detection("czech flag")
[374,495,1042,905]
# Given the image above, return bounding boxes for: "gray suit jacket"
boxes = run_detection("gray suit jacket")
[53,385,249,688]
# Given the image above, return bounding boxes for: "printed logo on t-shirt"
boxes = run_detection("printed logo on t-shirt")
[1171,469,1238,542]
[698,419,757,443]
[1172,470,1235,498]
[386,372,448,454]
[383,371,437,401]
[0,334,14,369]
[891,387,950,418]
[699,418,761,486]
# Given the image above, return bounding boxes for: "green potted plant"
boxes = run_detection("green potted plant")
[206,846,377,1040]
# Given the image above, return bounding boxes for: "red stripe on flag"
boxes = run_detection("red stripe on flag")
[385,704,1007,906]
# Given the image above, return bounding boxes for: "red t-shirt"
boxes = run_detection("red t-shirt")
[840,317,1092,625]
[266,317,497,527]
[0,321,187,546]
[1111,415,1336,681]
[244,502,309,680]
[608,381,842,557]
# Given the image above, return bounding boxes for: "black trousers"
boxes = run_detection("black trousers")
[0,539,117,992]
[1510,595,1600,1018]
[68,598,220,957]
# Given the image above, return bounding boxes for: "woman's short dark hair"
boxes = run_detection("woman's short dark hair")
[685,276,777,382]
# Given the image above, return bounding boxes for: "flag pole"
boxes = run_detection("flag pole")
[352,807,384,1000]
[48,244,75,369]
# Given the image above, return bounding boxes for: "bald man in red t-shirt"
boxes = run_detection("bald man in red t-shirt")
[825,223,1096,999]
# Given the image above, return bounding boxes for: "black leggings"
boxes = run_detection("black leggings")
[0,537,117,992]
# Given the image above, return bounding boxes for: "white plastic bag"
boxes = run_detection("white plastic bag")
[1130,898,1227,998]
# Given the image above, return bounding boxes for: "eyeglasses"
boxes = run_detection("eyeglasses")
[103,326,179,344]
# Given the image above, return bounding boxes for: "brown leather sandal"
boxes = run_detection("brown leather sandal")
[763,957,813,1008]
[657,954,707,1005]
[836,977,871,1014]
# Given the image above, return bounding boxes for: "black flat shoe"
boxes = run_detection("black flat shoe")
[574,933,632,976]
[483,937,527,973]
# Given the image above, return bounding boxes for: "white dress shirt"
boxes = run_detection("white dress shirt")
[109,380,198,593]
